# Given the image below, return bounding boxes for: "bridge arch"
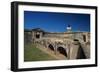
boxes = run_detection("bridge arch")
[57,47,67,57]
[48,44,55,51]
[77,44,86,59]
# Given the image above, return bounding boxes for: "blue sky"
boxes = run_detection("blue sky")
[24,11,90,32]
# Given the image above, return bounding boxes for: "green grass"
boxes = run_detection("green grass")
[24,43,56,62]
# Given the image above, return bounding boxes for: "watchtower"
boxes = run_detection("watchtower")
[32,28,44,40]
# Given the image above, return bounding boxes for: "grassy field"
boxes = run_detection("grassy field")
[24,43,56,62]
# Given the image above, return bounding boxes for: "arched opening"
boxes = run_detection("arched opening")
[48,44,54,51]
[74,39,79,41]
[57,47,67,57]
[83,35,86,42]
[77,45,86,59]
[36,34,40,39]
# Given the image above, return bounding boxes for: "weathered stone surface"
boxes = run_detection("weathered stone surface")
[24,28,90,59]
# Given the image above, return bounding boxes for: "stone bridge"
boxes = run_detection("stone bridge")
[33,37,90,59]
[24,28,90,60]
